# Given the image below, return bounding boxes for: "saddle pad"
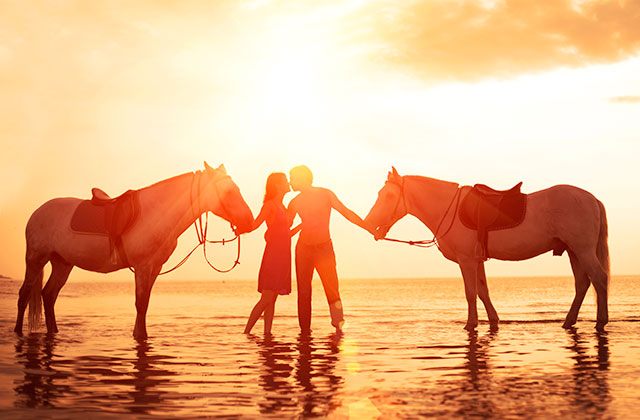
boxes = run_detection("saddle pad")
[459,188,527,232]
[70,201,110,234]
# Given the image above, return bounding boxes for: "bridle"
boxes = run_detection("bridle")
[191,171,242,273]
[376,178,408,237]
[130,171,242,275]
[379,176,462,249]
[191,171,236,228]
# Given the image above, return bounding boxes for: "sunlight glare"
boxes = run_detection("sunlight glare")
[227,12,360,167]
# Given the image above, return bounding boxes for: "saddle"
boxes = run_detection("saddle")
[70,189,140,265]
[458,182,527,260]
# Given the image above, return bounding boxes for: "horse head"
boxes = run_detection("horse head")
[364,166,408,240]
[200,162,254,234]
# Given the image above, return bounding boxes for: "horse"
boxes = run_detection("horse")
[14,162,254,339]
[364,167,609,331]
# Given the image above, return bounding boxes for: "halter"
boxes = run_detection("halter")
[380,176,462,249]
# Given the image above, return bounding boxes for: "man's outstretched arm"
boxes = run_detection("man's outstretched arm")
[329,191,366,229]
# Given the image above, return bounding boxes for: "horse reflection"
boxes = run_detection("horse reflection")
[252,332,344,417]
[13,334,176,414]
[456,329,498,417]
[566,328,610,415]
[13,333,72,408]
[126,339,176,414]
[421,329,497,417]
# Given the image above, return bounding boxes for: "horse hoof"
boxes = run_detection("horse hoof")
[464,323,477,331]
[562,321,575,329]
[489,321,499,331]
[595,323,607,332]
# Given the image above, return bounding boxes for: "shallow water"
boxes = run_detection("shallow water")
[0,276,639,418]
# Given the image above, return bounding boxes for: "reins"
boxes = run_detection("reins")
[196,212,241,273]
[129,171,242,276]
[381,178,462,250]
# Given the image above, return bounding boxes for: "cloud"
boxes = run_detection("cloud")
[367,0,640,81]
[610,95,640,103]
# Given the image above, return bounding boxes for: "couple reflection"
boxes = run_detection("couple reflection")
[251,332,344,417]
[453,327,610,417]
[13,334,174,415]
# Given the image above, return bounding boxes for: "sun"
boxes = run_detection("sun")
[249,27,331,121]
[229,19,350,165]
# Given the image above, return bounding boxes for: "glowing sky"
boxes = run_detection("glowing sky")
[1,0,639,281]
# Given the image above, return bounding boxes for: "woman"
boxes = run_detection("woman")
[244,173,299,335]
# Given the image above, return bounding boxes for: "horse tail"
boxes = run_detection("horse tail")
[596,199,610,287]
[27,262,44,332]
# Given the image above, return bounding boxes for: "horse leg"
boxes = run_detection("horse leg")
[459,260,479,331]
[562,251,590,329]
[576,252,609,331]
[477,262,499,328]
[133,266,160,340]
[14,257,47,334]
[573,251,609,330]
[42,255,73,334]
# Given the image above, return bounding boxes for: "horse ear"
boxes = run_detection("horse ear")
[217,164,227,174]
[391,166,400,177]
[204,161,213,172]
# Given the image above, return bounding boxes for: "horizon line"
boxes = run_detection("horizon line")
[2,274,639,283]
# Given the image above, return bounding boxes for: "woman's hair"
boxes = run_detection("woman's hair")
[264,172,288,203]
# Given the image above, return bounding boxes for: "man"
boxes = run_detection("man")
[287,165,367,333]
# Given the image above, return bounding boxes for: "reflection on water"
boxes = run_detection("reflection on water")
[252,332,344,417]
[14,333,71,408]
[567,329,610,416]
[9,327,616,418]
[253,335,296,414]
[12,333,177,415]
[11,331,346,417]
[126,339,176,414]
[447,329,610,418]
[295,332,343,417]
[2,277,639,417]
[404,325,615,418]
[456,330,497,417]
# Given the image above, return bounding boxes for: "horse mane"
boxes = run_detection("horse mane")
[405,175,459,189]
[137,171,197,192]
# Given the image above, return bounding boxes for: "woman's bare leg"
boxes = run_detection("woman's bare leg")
[263,294,278,336]
[244,290,277,334]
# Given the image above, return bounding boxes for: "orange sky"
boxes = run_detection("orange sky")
[1,0,639,281]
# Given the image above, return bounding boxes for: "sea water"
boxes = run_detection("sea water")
[0,276,638,418]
